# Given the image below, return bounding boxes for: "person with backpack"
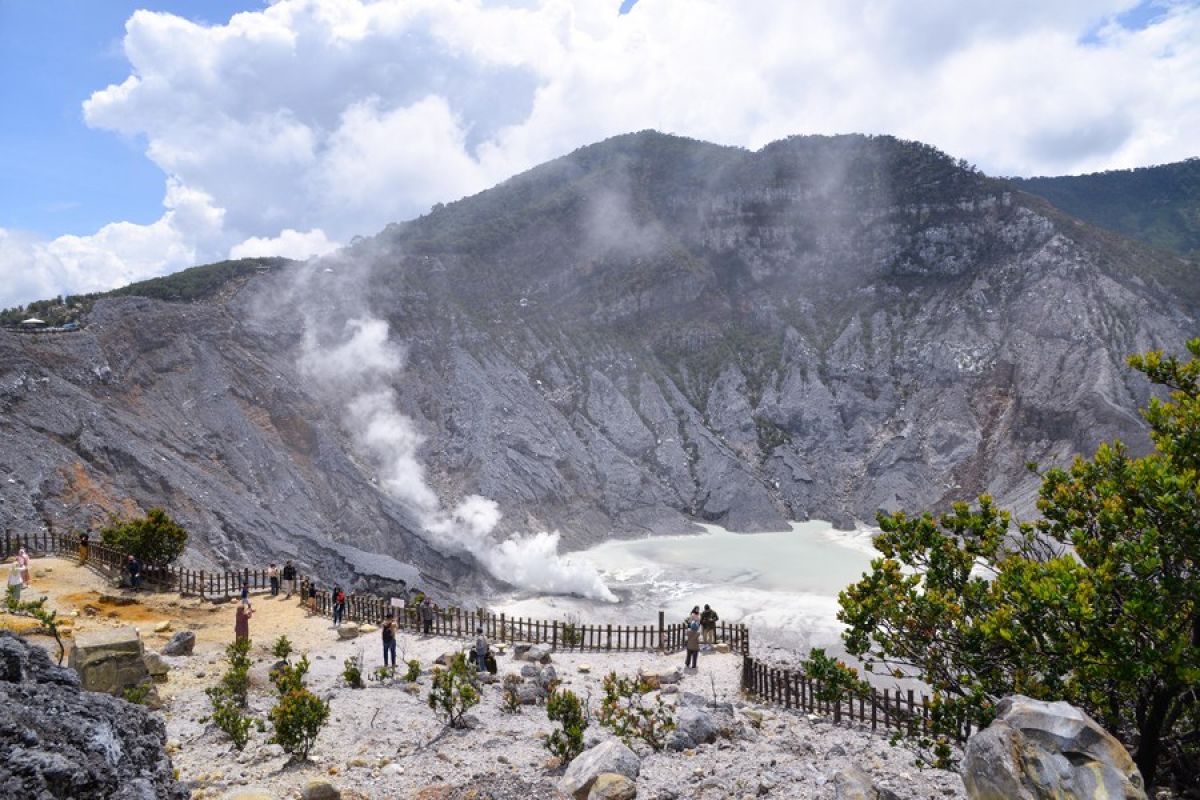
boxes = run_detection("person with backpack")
[700,604,719,646]
[282,560,297,598]
[332,586,346,626]
[684,618,701,670]
[382,619,397,667]
[473,628,489,672]
[268,563,279,597]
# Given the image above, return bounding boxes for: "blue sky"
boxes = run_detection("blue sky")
[0,0,1197,309]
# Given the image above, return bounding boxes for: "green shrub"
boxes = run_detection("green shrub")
[404,658,422,682]
[219,638,252,707]
[545,688,589,763]
[501,674,523,714]
[123,684,152,706]
[427,653,479,728]
[99,508,188,566]
[269,688,329,761]
[270,654,311,696]
[597,671,676,752]
[342,651,364,689]
[271,635,293,661]
[207,687,254,751]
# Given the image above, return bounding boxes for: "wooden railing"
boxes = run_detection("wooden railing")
[0,528,750,657]
[740,654,971,742]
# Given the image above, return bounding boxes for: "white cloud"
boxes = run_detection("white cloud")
[229,228,338,261]
[2,0,1197,308]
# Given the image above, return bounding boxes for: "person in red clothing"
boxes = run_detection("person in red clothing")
[235,603,254,643]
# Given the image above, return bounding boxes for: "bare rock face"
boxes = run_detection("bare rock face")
[962,695,1147,800]
[0,631,187,799]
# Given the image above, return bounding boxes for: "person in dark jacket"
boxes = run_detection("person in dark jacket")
[126,555,142,590]
[382,619,397,667]
[268,563,279,597]
[419,597,435,636]
[282,560,297,598]
[473,628,489,672]
[700,604,719,645]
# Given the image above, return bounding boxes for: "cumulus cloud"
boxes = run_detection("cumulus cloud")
[229,228,338,261]
[2,0,1197,308]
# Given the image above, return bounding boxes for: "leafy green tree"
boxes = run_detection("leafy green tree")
[838,339,1200,789]
[597,671,676,752]
[100,508,188,566]
[270,688,329,761]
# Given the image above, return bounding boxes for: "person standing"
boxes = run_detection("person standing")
[332,586,346,626]
[473,627,489,672]
[15,548,31,586]
[282,560,297,598]
[684,619,700,670]
[239,578,250,606]
[268,563,279,597]
[700,604,719,646]
[382,619,397,667]
[126,554,142,591]
[78,531,90,564]
[420,597,434,636]
[235,603,254,643]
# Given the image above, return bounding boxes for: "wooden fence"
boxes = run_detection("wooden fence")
[0,528,749,657]
[740,654,971,742]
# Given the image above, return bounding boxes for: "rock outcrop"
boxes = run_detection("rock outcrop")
[68,625,150,695]
[962,695,1146,800]
[559,739,641,799]
[0,631,187,799]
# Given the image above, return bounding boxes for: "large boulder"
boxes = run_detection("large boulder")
[68,626,149,695]
[0,631,187,799]
[667,707,719,751]
[962,695,1147,800]
[336,623,360,640]
[559,739,640,800]
[515,644,553,664]
[160,630,195,656]
[588,773,637,800]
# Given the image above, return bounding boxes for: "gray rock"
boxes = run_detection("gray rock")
[588,772,637,800]
[335,623,360,640]
[520,664,541,678]
[834,766,882,800]
[667,707,719,751]
[517,683,547,705]
[559,739,641,799]
[68,626,149,695]
[962,695,1146,800]
[516,644,552,664]
[301,780,341,800]
[161,630,195,656]
[537,665,558,687]
[143,652,169,681]
[0,631,187,799]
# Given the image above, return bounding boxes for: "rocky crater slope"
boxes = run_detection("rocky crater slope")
[2,132,1198,589]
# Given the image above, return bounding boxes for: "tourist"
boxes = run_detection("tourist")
[126,554,142,591]
[382,618,397,667]
[684,619,700,670]
[7,563,23,602]
[700,604,719,646]
[15,547,31,586]
[78,531,90,564]
[689,606,701,626]
[420,597,434,636]
[235,603,253,643]
[268,563,279,597]
[332,586,346,626]
[473,627,489,672]
[282,560,297,598]
[239,578,249,606]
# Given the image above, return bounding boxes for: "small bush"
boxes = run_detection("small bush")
[404,658,422,682]
[123,684,152,705]
[597,671,676,752]
[270,688,329,761]
[99,507,188,566]
[219,638,252,707]
[545,688,589,763]
[271,654,311,696]
[271,635,294,661]
[560,621,583,648]
[207,687,254,751]
[371,665,395,684]
[343,651,364,689]
[501,674,523,714]
[427,653,479,728]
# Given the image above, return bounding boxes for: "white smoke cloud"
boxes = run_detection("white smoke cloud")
[298,314,616,602]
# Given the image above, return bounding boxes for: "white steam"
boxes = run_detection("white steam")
[299,316,616,602]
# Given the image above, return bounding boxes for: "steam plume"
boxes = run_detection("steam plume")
[299,315,616,602]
